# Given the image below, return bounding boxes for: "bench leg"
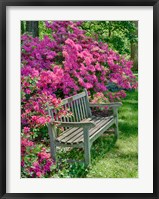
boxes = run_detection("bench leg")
[113,107,119,139]
[48,124,57,162]
[115,118,119,139]
[51,144,57,162]
[83,128,91,166]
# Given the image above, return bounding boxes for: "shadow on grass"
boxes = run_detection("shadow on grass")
[118,91,138,138]
[119,120,138,138]
[91,134,117,161]
[55,133,117,178]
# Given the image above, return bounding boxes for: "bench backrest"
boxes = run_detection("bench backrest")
[48,89,92,122]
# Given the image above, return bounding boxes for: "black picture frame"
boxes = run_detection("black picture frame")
[0,0,158,198]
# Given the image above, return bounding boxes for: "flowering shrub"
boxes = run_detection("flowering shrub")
[21,21,137,178]
[21,140,55,178]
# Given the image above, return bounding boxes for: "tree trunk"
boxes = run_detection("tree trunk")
[131,21,138,71]
[21,21,25,35]
[26,21,39,37]
[108,21,112,38]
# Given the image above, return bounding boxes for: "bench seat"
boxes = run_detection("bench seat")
[56,116,114,145]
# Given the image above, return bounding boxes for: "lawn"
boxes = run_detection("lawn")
[53,90,138,178]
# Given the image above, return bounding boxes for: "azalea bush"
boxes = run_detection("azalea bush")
[21,21,137,178]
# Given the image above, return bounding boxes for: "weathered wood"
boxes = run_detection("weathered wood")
[83,127,91,166]
[54,109,58,121]
[56,118,92,142]
[58,117,97,144]
[70,102,75,122]
[90,119,115,144]
[61,92,86,105]
[47,89,121,166]
[57,121,96,128]
[56,116,113,144]
[89,102,122,108]
[71,116,113,144]
[59,127,83,143]
[47,123,57,161]
[89,117,113,137]
[83,97,88,118]
[70,117,104,144]
[80,97,85,120]
[68,103,73,122]
[78,98,83,120]
[84,89,92,117]
[113,107,119,139]
[73,101,78,121]
[75,100,81,121]
[67,117,102,144]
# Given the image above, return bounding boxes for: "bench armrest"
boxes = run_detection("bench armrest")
[89,102,122,108]
[52,121,96,128]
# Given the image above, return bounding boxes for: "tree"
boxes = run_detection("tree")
[21,21,25,35]
[81,21,138,70]
[26,21,39,37]
[130,21,138,71]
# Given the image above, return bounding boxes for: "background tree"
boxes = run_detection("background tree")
[21,21,25,35]
[130,21,138,71]
[26,21,39,37]
[81,21,138,71]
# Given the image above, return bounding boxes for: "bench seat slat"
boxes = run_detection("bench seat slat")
[66,117,104,144]
[58,117,102,144]
[71,116,113,144]
[69,118,113,143]
[56,117,93,142]
[90,119,115,143]
[56,116,113,144]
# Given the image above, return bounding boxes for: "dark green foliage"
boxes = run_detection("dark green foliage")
[82,21,138,59]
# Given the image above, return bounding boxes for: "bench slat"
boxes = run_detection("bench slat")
[59,117,101,144]
[78,98,83,120]
[80,98,85,120]
[90,119,115,143]
[89,116,113,138]
[67,117,103,144]
[54,109,58,121]
[73,117,112,144]
[70,102,75,122]
[67,103,73,122]
[83,97,88,118]
[57,118,92,141]
[75,100,81,121]
[56,116,113,144]
[84,89,92,117]
[73,101,78,121]
[61,92,86,105]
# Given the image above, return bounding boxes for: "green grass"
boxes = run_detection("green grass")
[54,90,138,178]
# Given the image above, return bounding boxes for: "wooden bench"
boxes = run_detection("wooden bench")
[47,89,122,166]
